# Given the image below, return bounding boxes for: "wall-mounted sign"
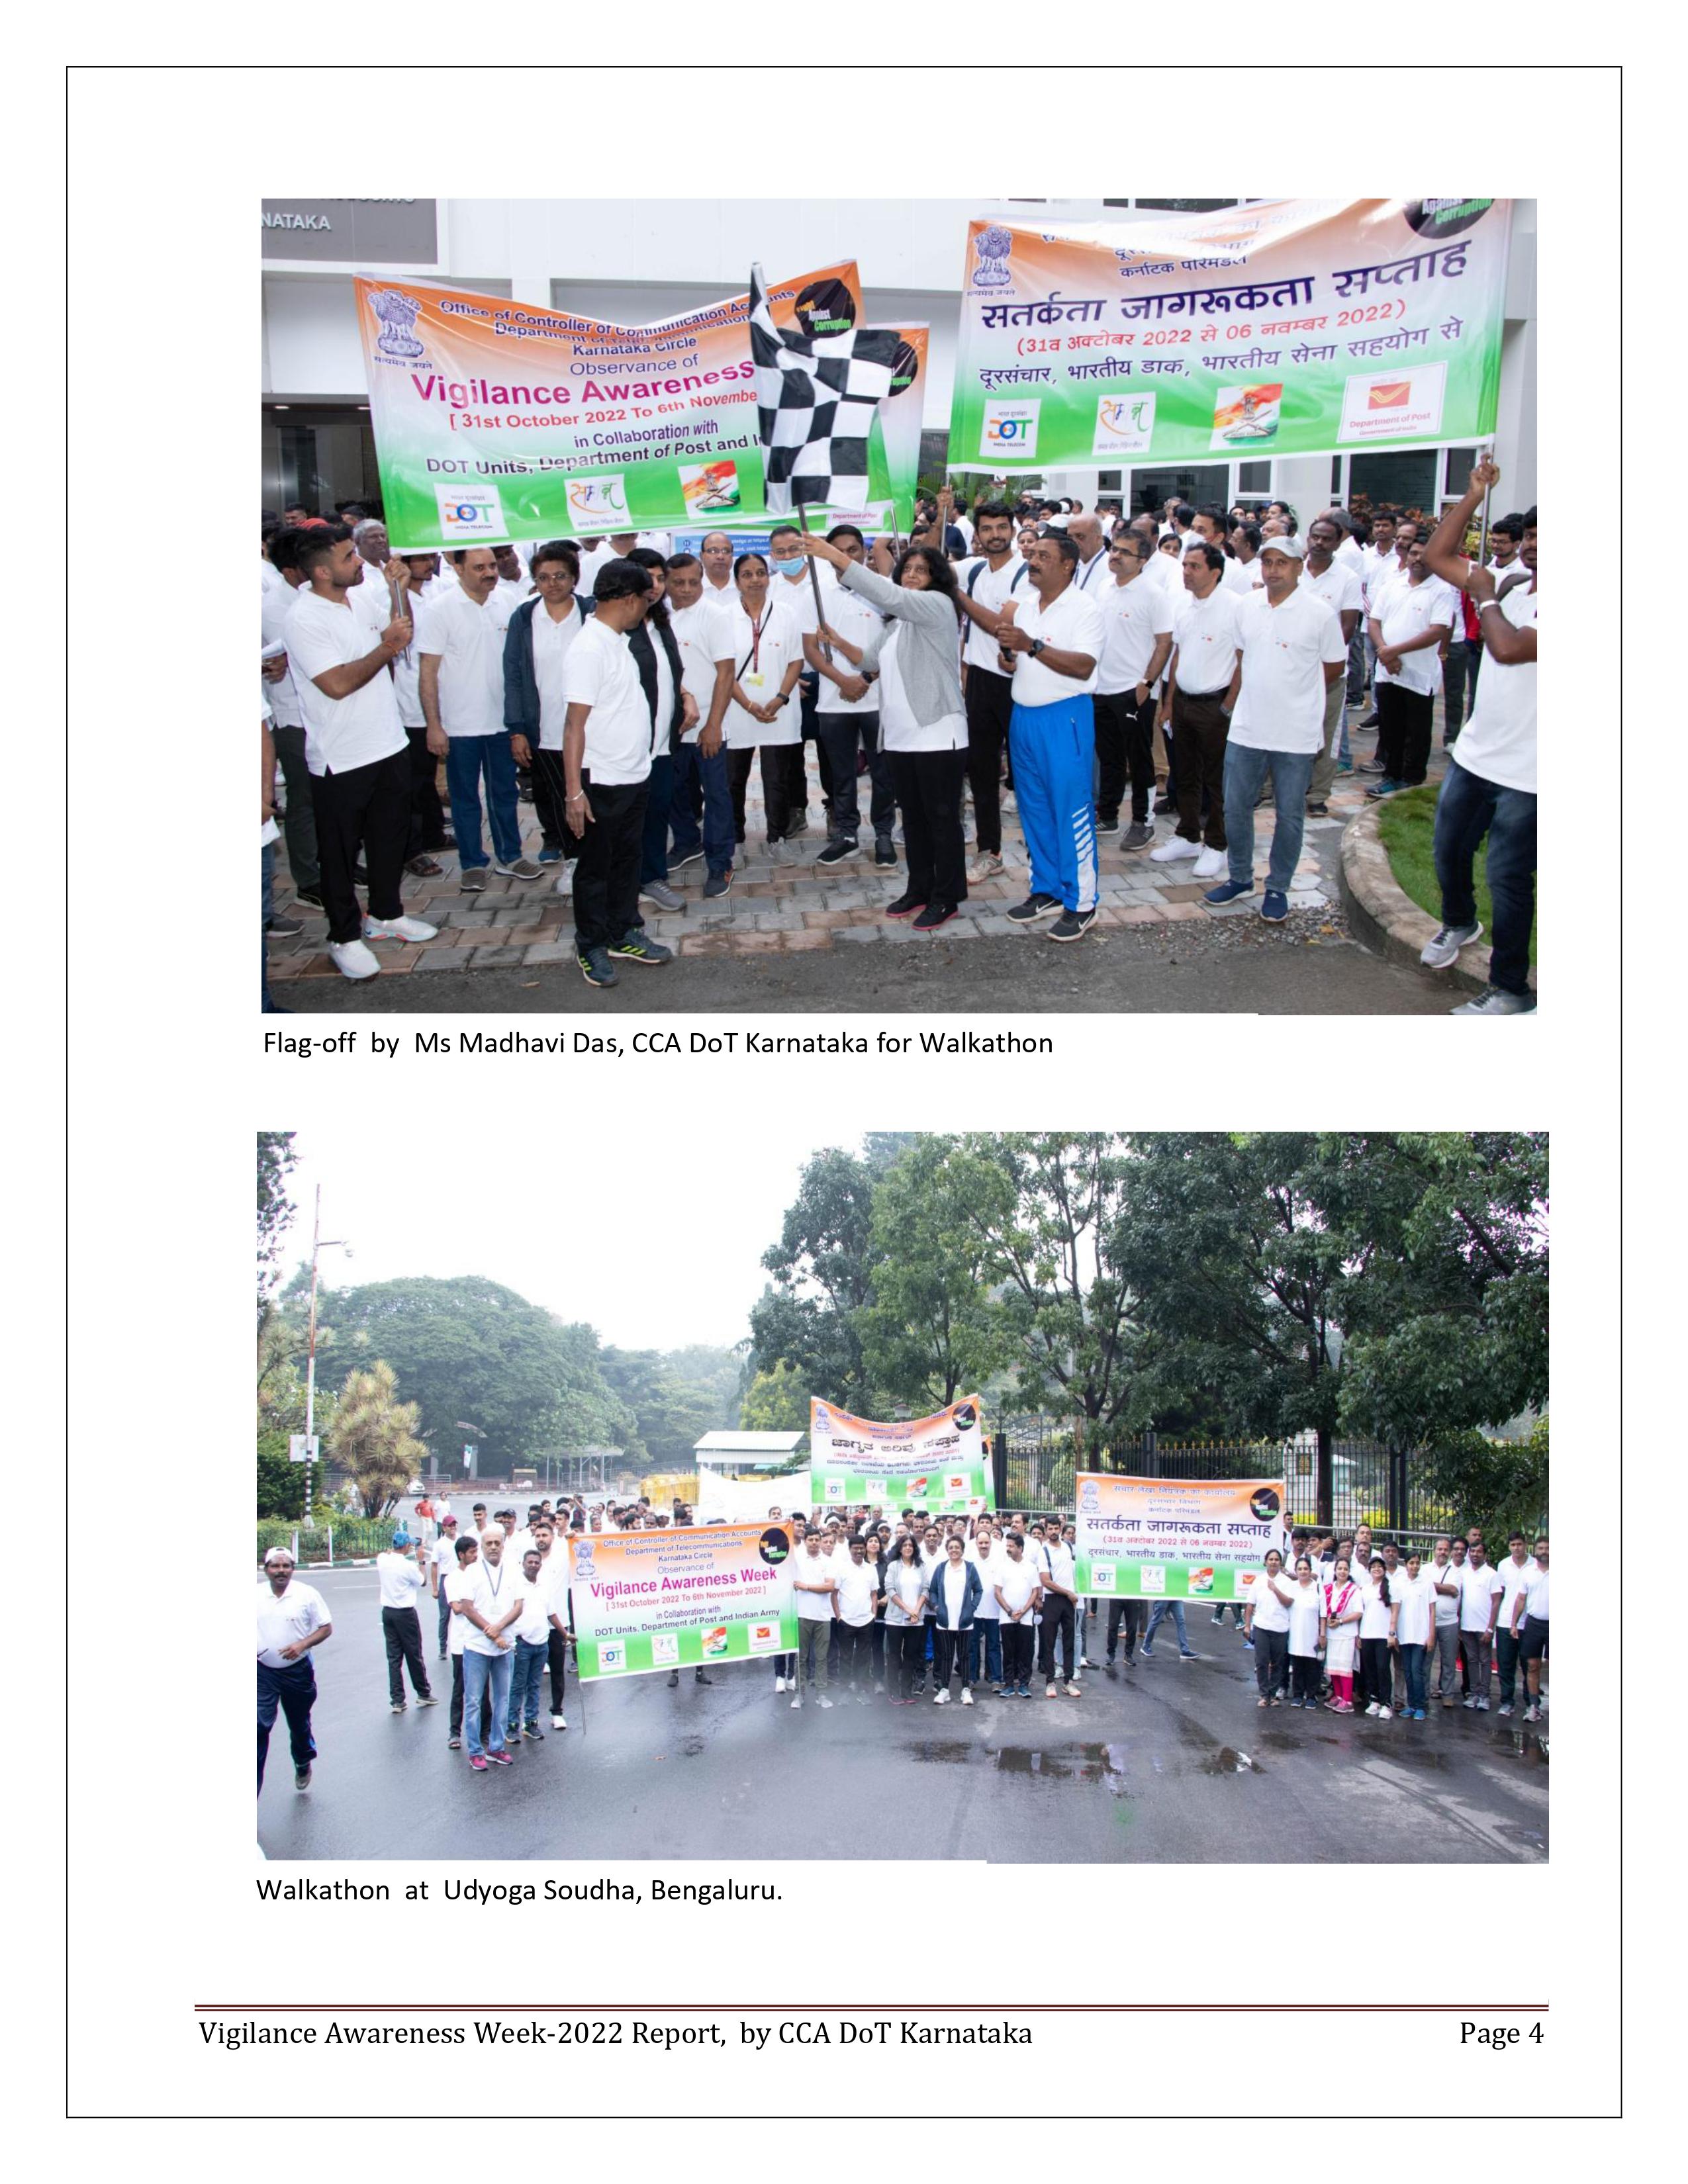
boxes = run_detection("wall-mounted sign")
[261,200,438,265]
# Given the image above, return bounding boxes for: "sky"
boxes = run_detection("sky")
[279,1120,845,1354]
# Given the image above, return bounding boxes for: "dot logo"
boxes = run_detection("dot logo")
[597,1641,627,1673]
[981,398,1041,459]
[433,481,502,539]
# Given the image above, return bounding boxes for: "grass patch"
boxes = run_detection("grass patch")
[1374,782,1536,968]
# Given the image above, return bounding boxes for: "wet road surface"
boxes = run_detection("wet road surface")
[259,1570,1548,1864]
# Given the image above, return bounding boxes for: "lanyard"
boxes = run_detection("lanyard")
[747,607,768,677]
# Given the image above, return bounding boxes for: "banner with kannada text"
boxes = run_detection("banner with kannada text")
[950,199,1510,473]
[809,1397,991,1516]
[1073,1474,1288,1602]
[567,1522,797,1680]
[356,264,873,548]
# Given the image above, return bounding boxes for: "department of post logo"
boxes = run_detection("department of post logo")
[972,224,1013,289]
[367,287,425,361]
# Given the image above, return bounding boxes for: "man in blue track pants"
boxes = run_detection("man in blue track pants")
[992,533,1106,944]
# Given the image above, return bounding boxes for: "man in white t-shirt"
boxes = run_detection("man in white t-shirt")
[1204,535,1346,923]
[1366,544,1458,799]
[984,531,1105,940]
[698,531,736,598]
[1036,1528,1082,1698]
[1426,1537,1464,1707]
[455,1529,524,1768]
[954,498,1029,882]
[1421,463,1538,1015]
[260,529,321,911]
[1493,1532,1540,1716]
[502,540,588,871]
[1459,1543,1505,1709]
[562,557,674,987]
[505,1549,555,1741]
[966,1525,1006,1692]
[1301,514,1364,811]
[1510,1537,1550,1720]
[430,1514,462,1657]
[804,526,896,869]
[790,1532,839,1707]
[282,524,440,980]
[1093,535,1174,850]
[257,1547,332,1794]
[664,552,738,899]
[420,545,543,894]
[1151,544,1242,880]
[832,1535,880,1694]
[375,1532,437,1713]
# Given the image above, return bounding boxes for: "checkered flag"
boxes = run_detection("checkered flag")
[749,262,899,512]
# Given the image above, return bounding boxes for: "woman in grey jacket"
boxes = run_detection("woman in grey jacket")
[795,534,968,931]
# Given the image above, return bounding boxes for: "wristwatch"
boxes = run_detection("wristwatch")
[1029,637,1047,658]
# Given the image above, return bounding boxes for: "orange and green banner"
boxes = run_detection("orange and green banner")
[567,1522,797,1680]
[356,263,890,549]
[1073,1474,1288,1602]
[809,1397,991,1516]
[951,200,1511,472]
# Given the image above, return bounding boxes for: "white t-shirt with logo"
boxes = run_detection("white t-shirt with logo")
[1391,1571,1436,1647]
[1171,584,1242,696]
[461,1558,522,1657]
[993,1560,1041,1619]
[528,600,587,751]
[669,597,736,742]
[1229,585,1347,754]
[1453,582,1537,795]
[1498,1555,1540,1624]
[445,1564,476,1658]
[282,590,407,778]
[562,616,655,786]
[1095,576,1176,695]
[1460,1563,1505,1633]
[722,598,804,750]
[968,1548,1004,1617]
[1288,1579,1325,1655]
[376,1551,426,1612]
[959,553,1029,675]
[1008,586,1106,706]
[1358,1580,1394,1642]
[1374,578,1460,696]
[261,576,305,729]
[1301,557,1363,628]
[833,1558,878,1627]
[422,588,509,739]
[813,572,882,717]
[1249,1571,1293,1634]
[793,1553,839,1621]
[256,1578,330,1668]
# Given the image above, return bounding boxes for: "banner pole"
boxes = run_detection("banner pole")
[794,503,833,663]
[1476,442,1495,567]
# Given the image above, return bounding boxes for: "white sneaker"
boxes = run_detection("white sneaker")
[933,1688,950,1704]
[1376,1706,1393,1719]
[1476,1698,1489,1710]
[1364,1702,1380,1716]
[967,852,1005,882]
[1420,919,1482,970]
[364,914,439,943]
[328,938,382,980]
[961,1688,974,1704]
[551,1715,566,1730]
[1192,846,1229,879]
[790,1694,802,1708]
[1149,837,1201,864]
[774,1676,786,1694]
[816,1694,833,1709]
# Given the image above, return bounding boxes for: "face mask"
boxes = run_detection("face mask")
[773,557,805,578]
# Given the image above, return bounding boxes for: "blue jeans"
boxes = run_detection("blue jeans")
[671,741,735,874]
[1400,1642,1428,1713]
[445,734,523,869]
[1223,743,1315,894]
[1143,1600,1190,1653]
[507,1636,548,1731]
[437,1584,453,1654]
[1432,753,1536,998]
[968,1619,1004,1686]
[461,1647,514,1757]
[639,752,675,886]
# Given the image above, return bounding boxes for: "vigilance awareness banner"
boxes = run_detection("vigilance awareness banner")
[950,199,1510,472]
[567,1522,797,1680]
[809,1397,992,1516]
[1073,1474,1288,1602]
[356,264,900,548]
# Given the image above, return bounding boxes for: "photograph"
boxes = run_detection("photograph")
[256,1127,1549,1864]
[259,195,1537,1018]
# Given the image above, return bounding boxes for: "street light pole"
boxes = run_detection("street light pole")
[303,1186,350,1532]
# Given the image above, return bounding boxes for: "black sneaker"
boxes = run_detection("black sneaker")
[816,837,860,866]
[577,946,619,988]
[265,914,305,939]
[884,892,927,919]
[607,930,674,966]
[1006,893,1062,925]
[1096,816,1121,837]
[669,844,705,871]
[703,869,733,899]
[785,816,810,841]
[912,901,957,931]
[874,837,898,867]
[1048,909,1096,943]
[1120,821,1154,852]
[522,1723,545,1740]
[694,1669,714,1684]
[295,1764,312,1790]
[1305,800,1329,816]
[667,1669,680,1688]
[1152,794,1175,816]
[293,886,326,911]
[1358,711,1380,728]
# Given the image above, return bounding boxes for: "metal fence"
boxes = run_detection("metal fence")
[995,1432,1454,1538]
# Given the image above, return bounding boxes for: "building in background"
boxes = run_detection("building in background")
[262,198,1536,524]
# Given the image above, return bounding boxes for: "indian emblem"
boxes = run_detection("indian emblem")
[972,224,1013,289]
[367,287,424,359]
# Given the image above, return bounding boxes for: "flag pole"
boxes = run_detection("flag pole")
[794,503,833,662]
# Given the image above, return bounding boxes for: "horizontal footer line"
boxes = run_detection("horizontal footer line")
[194,2003,1550,2015]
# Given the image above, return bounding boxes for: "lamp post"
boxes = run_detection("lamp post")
[303,1186,351,1530]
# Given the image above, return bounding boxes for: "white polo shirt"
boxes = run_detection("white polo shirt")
[1374,577,1460,697]
[1460,1563,1504,1632]
[1229,584,1347,754]
[461,1557,522,1657]
[968,1547,1004,1617]
[562,615,655,785]
[814,574,882,717]
[422,587,508,739]
[1008,584,1105,706]
[528,599,587,752]
[833,1557,878,1627]
[1452,582,1537,795]
[1301,556,1363,628]
[670,597,736,741]
[261,576,305,729]
[445,1564,475,1659]
[375,1551,426,1612]
[1171,584,1242,697]
[1095,574,1175,695]
[256,1577,330,1668]
[958,553,1029,675]
[282,590,407,778]
[1498,1555,1539,1625]
[993,1560,1040,1618]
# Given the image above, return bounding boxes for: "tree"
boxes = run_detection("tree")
[257,1132,298,1329]
[329,1359,427,1518]
[749,1148,882,1410]
[946,1132,1152,1457]
[600,1348,727,1471]
[740,1361,810,1433]
[1416,1416,1549,1541]
[287,1275,635,1473]
[257,1428,324,1522]
[858,1135,1015,1409]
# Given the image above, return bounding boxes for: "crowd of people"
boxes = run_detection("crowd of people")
[256,1493,1548,1796]
[259,463,1536,1011]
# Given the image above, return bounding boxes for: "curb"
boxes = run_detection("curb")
[1338,802,1492,997]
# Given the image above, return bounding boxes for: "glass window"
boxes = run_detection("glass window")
[1133,199,1237,212]
[1129,463,1229,518]
[1348,449,1439,525]
[1237,461,1271,493]
[1444,445,1479,494]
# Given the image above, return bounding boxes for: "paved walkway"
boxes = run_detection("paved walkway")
[266,712,1450,990]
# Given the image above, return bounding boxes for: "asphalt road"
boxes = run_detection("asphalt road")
[259,1569,1548,1864]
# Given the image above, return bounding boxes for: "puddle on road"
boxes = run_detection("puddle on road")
[908,1740,1135,1794]
[1197,1747,1252,1776]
